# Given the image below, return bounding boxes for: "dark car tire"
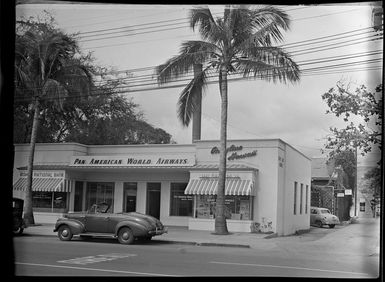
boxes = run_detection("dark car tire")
[58,225,73,241]
[117,227,135,244]
[316,220,323,228]
[329,224,335,228]
[13,227,24,235]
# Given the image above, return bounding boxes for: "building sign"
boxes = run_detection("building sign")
[69,154,196,167]
[337,193,345,197]
[19,170,65,178]
[344,189,352,195]
[210,144,257,161]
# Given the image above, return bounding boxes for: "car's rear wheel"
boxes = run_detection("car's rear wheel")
[316,220,323,228]
[329,224,335,228]
[117,227,134,244]
[58,225,73,241]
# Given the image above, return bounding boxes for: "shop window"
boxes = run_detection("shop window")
[195,195,252,220]
[305,185,309,214]
[170,183,193,216]
[32,191,68,212]
[86,182,114,212]
[300,183,303,214]
[74,181,84,212]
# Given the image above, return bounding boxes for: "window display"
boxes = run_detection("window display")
[32,191,68,212]
[86,182,114,212]
[170,183,193,216]
[195,195,252,220]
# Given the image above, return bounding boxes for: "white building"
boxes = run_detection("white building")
[13,139,311,236]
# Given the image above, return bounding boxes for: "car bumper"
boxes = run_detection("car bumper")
[148,226,168,236]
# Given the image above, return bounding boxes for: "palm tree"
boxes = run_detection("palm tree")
[14,20,93,225]
[156,5,300,234]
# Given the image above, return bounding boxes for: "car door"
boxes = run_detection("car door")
[85,213,113,233]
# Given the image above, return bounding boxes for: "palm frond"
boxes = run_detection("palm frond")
[156,40,219,84]
[190,8,226,45]
[177,68,208,126]
[42,79,68,109]
[236,51,300,84]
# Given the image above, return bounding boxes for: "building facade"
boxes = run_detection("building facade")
[13,139,311,236]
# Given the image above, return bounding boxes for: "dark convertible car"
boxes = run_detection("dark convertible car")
[54,203,168,244]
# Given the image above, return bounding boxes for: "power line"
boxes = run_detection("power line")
[75,8,365,43]
[14,62,382,103]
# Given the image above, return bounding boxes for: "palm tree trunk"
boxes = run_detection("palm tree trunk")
[23,98,40,226]
[214,66,229,235]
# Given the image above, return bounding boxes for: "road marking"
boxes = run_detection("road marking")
[15,262,179,276]
[209,261,372,276]
[57,253,137,265]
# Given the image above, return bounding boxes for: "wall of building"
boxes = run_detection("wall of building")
[280,143,311,236]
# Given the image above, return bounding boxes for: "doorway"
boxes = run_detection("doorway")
[147,183,161,219]
[124,182,137,212]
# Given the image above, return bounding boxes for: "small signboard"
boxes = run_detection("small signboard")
[337,193,345,197]
[345,189,352,195]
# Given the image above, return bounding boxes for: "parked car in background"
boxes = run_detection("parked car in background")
[13,197,26,235]
[54,202,167,244]
[310,206,340,228]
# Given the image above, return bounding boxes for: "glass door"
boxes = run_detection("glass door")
[124,182,137,212]
[146,183,161,219]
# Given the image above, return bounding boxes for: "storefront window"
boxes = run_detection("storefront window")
[32,192,68,212]
[170,183,193,216]
[195,195,252,220]
[86,182,114,212]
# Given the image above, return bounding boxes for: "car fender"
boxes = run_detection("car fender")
[115,221,148,237]
[54,218,85,235]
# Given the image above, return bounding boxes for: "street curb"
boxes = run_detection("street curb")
[21,233,251,248]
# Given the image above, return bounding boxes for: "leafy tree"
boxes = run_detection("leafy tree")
[322,81,382,158]
[361,166,381,197]
[14,15,94,225]
[156,5,300,234]
[63,95,173,145]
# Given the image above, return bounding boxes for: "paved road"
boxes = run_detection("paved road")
[13,220,379,278]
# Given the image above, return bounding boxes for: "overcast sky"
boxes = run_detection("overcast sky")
[16,2,382,167]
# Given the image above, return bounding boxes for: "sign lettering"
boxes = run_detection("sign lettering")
[210,144,257,160]
[69,155,195,167]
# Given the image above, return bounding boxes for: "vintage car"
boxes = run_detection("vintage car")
[13,197,26,235]
[310,206,340,228]
[54,203,167,244]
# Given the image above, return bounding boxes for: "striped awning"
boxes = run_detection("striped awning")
[13,178,72,192]
[184,178,254,196]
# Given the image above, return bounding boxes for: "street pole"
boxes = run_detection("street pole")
[354,145,358,217]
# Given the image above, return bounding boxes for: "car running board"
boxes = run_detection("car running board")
[79,233,117,238]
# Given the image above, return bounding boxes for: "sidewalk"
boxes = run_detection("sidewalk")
[20,224,273,249]
[18,218,379,250]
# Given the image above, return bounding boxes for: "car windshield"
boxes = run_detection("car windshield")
[89,203,110,213]
[320,209,330,214]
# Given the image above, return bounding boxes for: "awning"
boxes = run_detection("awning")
[184,178,254,196]
[13,178,72,192]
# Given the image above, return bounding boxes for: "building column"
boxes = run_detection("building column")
[114,181,124,213]
[136,182,147,214]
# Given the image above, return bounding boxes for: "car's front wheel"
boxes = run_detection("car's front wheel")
[316,220,323,228]
[329,224,335,228]
[58,225,73,241]
[117,227,134,244]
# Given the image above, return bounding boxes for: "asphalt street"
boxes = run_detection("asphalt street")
[12,219,380,278]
